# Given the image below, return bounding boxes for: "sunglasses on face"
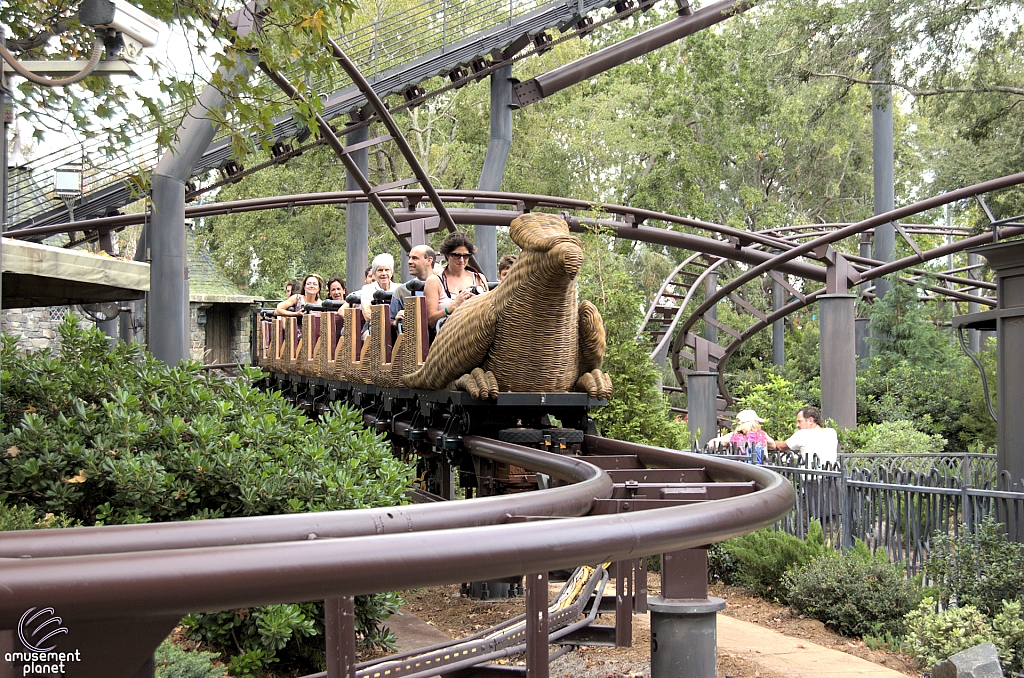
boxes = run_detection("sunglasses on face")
[449,252,471,260]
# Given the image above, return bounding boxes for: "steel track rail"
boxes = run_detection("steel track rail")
[0,438,793,625]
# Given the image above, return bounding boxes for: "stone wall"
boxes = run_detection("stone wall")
[1,306,81,352]
[3,303,252,365]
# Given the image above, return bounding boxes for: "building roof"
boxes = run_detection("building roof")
[187,232,260,304]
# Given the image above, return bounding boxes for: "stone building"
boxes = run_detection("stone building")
[186,235,260,365]
[1,236,260,365]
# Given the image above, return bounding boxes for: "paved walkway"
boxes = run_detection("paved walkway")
[388,607,911,677]
[718,615,908,677]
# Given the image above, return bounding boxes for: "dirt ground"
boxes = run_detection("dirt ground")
[399,572,919,678]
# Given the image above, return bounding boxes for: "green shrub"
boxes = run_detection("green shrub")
[722,521,826,602]
[785,548,921,638]
[0,319,414,675]
[859,420,946,456]
[904,597,1024,673]
[0,501,78,530]
[926,516,1024,617]
[154,638,223,678]
[707,542,738,585]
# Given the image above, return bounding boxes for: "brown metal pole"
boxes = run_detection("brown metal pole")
[325,596,358,678]
[525,572,549,678]
[615,560,633,647]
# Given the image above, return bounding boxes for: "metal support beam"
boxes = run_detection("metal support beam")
[149,175,189,364]
[649,548,724,678]
[686,372,718,447]
[968,251,981,353]
[525,572,549,678]
[345,126,370,292]
[771,278,784,367]
[819,294,857,429]
[475,64,513,280]
[325,596,358,678]
[147,2,258,365]
[1,38,8,232]
[97,230,119,340]
[703,273,717,345]
[970,241,1024,488]
[871,61,895,302]
[855,318,870,368]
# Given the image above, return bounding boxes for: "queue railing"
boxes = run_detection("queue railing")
[697,446,1024,575]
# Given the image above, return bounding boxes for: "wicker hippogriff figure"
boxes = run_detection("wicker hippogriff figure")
[402,213,613,399]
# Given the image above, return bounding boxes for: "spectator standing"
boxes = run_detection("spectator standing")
[708,409,770,463]
[769,406,838,467]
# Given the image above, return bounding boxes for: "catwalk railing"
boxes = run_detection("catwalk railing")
[698,447,1023,575]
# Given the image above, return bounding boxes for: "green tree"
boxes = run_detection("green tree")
[2,0,360,158]
[866,275,956,372]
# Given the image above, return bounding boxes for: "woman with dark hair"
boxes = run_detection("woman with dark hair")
[275,273,323,317]
[327,277,347,301]
[424,231,488,330]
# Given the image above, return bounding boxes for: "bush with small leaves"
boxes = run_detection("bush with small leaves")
[722,521,826,602]
[926,516,1024,617]
[785,546,921,638]
[904,597,1024,673]
[0,319,414,675]
[154,638,223,678]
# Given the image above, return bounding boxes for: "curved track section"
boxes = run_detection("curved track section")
[0,428,794,677]
[668,173,1024,403]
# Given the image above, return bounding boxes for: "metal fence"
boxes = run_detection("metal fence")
[699,447,1024,575]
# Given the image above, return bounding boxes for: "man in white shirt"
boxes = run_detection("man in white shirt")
[769,406,838,467]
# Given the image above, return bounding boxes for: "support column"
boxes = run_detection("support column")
[97,230,119,340]
[969,241,1024,488]
[1,38,8,232]
[686,372,718,447]
[855,318,870,367]
[649,548,725,678]
[968,251,981,353]
[703,273,718,345]
[147,5,258,364]
[872,62,895,302]
[772,278,784,367]
[474,65,513,280]
[525,571,549,678]
[345,126,370,291]
[325,596,358,678]
[149,175,189,364]
[857,236,872,366]
[819,294,857,428]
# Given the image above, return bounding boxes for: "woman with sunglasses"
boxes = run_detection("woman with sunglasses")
[424,231,488,331]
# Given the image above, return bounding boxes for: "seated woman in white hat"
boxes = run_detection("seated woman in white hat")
[708,409,770,463]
